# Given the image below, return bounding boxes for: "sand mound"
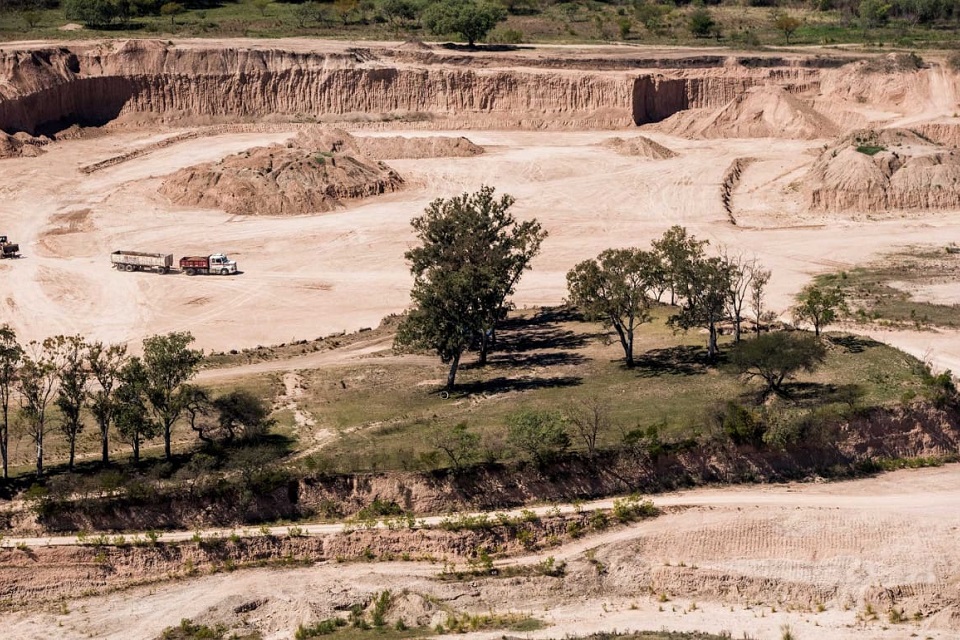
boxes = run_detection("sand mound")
[0,132,46,159]
[355,135,484,160]
[600,135,676,159]
[397,40,432,51]
[806,128,960,212]
[655,85,839,140]
[159,128,403,216]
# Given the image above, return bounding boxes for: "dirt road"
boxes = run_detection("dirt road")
[4,465,960,639]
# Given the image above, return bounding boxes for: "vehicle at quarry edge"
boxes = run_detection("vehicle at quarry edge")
[111,250,173,274]
[180,253,238,276]
[0,235,20,259]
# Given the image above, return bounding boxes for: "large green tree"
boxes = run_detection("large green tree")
[730,331,827,396]
[87,341,128,466]
[141,332,203,460]
[423,0,506,46]
[793,284,845,337]
[566,248,659,367]
[0,325,22,479]
[18,336,70,478]
[114,357,159,465]
[670,254,733,360]
[396,186,544,388]
[652,225,707,305]
[55,336,89,471]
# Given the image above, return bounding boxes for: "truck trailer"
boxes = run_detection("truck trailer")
[111,251,173,274]
[179,253,238,276]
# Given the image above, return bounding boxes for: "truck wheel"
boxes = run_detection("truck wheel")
[125,264,136,272]
[158,267,168,275]
[185,268,196,276]
[220,268,229,275]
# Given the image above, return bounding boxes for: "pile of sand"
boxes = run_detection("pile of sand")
[655,85,839,140]
[806,128,960,212]
[0,132,46,159]
[600,135,676,159]
[355,135,484,160]
[159,128,403,216]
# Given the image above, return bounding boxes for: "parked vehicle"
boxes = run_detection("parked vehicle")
[179,253,238,276]
[0,235,20,259]
[111,251,173,274]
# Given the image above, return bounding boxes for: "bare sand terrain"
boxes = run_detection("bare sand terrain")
[4,466,960,640]
[2,39,960,639]
[1,126,958,370]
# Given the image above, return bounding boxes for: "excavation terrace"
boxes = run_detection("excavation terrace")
[3,38,960,640]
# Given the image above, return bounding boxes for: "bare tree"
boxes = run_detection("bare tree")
[565,396,614,457]
[0,325,22,479]
[19,336,69,477]
[723,251,769,343]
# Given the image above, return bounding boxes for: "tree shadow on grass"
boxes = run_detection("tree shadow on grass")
[449,375,582,396]
[827,334,882,354]
[779,382,865,408]
[632,345,714,377]
[463,351,587,369]
[494,310,602,354]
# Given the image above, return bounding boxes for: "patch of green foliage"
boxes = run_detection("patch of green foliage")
[856,144,886,156]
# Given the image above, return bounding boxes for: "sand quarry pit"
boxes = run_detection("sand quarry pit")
[2,39,960,637]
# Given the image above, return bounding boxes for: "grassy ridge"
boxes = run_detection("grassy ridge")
[3,1,960,48]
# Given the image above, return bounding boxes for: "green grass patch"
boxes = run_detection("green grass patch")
[295,307,929,474]
[4,2,960,48]
[815,248,960,330]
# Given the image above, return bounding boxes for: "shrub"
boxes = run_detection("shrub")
[688,7,715,37]
[506,410,570,466]
[722,401,765,447]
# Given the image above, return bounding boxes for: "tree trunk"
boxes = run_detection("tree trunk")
[101,424,109,466]
[36,430,43,478]
[733,317,742,343]
[68,437,76,471]
[1,407,7,479]
[625,329,635,368]
[814,321,821,337]
[611,321,631,367]
[707,323,718,360]
[132,438,140,465]
[446,351,461,390]
[479,331,489,366]
[164,425,172,460]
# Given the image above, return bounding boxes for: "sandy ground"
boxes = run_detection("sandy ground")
[1,126,958,373]
[4,465,960,640]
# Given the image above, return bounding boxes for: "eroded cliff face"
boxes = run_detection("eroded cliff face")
[1,39,949,141]
[0,41,641,135]
[0,39,857,137]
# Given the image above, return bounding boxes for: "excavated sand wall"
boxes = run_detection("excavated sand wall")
[0,44,640,135]
[0,42,837,135]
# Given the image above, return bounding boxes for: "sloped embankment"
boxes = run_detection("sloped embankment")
[806,128,960,212]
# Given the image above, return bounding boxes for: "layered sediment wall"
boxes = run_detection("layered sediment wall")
[0,40,839,136]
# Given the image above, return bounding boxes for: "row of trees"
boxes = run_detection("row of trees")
[567,226,771,366]
[0,329,269,479]
[57,0,508,44]
[397,187,849,381]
